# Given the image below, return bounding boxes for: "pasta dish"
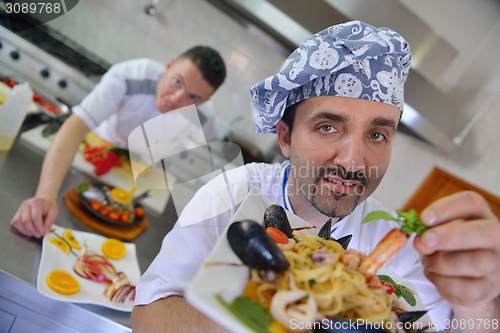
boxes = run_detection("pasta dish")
[242,231,398,331]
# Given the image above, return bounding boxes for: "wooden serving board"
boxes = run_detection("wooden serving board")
[64,188,149,241]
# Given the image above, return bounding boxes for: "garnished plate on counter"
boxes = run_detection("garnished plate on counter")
[78,182,145,227]
[37,225,140,312]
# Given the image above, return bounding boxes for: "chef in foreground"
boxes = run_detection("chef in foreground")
[131,21,500,332]
[11,45,226,238]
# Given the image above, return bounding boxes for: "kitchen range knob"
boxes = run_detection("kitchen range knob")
[58,79,67,88]
[10,51,19,60]
[40,69,50,78]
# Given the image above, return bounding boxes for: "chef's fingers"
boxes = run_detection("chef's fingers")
[43,206,58,234]
[414,217,500,254]
[29,200,47,237]
[420,249,500,278]
[10,206,30,236]
[19,201,38,237]
[423,270,493,307]
[420,191,494,227]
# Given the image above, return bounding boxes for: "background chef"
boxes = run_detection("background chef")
[10,45,226,238]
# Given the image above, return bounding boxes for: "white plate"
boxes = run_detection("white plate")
[186,190,431,332]
[37,225,141,312]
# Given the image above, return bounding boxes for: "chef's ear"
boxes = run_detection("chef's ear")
[276,120,290,158]
[164,58,175,72]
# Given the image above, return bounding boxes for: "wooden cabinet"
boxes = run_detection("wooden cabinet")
[401,167,500,220]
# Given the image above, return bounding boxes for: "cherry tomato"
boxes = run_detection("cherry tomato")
[266,227,289,244]
[108,212,120,220]
[134,207,145,219]
[100,207,110,217]
[120,215,131,223]
[380,281,395,294]
[90,202,103,211]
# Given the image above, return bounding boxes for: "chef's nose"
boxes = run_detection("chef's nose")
[333,136,366,174]
[171,89,184,104]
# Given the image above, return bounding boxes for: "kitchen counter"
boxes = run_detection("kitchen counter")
[0,127,179,331]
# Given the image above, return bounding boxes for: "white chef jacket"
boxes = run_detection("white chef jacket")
[136,161,452,330]
[72,58,216,148]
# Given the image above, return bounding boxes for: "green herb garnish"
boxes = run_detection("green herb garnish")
[378,275,416,306]
[216,295,273,333]
[362,209,429,236]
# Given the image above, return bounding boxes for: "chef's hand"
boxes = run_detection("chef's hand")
[10,196,59,238]
[414,191,500,316]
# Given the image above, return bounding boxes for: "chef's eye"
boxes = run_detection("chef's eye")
[173,78,181,87]
[319,124,335,133]
[369,132,385,141]
[188,95,196,102]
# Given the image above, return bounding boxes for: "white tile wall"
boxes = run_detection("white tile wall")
[46,0,500,211]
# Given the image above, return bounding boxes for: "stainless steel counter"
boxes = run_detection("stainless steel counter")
[0,129,179,330]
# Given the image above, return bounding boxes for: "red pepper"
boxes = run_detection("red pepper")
[94,151,120,176]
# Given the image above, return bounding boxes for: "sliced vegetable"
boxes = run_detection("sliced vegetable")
[380,280,395,294]
[94,151,121,176]
[266,227,289,244]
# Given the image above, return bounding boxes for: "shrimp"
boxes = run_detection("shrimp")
[358,228,410,279]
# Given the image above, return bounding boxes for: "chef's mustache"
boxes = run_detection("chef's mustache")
[316,165,367,184]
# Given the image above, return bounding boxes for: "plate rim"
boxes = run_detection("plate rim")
[37,224,140,312]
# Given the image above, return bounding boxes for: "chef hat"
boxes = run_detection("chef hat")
[250,20,411,134]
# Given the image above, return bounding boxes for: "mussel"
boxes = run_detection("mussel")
[397,311,428,325]
[264,204,294,238]
[227,220,290,272]
[318,219,333,240]
[318,219,352,250]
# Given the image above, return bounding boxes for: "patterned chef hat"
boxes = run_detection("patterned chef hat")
[250,20,411,134]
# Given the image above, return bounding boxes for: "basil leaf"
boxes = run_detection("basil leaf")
[396,209,419,221]
[77,181,89,195]
[362,211,397,224]
[394,285,403,298]
[378,275,397,289]
[400,286,417,307]
[216,295,272,333]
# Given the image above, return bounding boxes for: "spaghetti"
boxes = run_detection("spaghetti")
[243,231,394,331]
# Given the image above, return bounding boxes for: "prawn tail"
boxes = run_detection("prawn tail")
[358,228,411,278]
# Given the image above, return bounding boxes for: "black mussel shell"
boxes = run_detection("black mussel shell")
[318,219,332,240]
[397,311,427,324]
[313,318,388,332]
[334,234,353,250]
[227,220,290,272]
[264,204,293,238]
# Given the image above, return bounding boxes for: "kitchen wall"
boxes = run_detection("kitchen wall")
[373,0,500,210]
[45,0,285,156]
[46,0,500,211]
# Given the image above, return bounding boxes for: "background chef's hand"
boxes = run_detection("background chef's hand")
[10,196,59,238]
[414,191,500,309]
